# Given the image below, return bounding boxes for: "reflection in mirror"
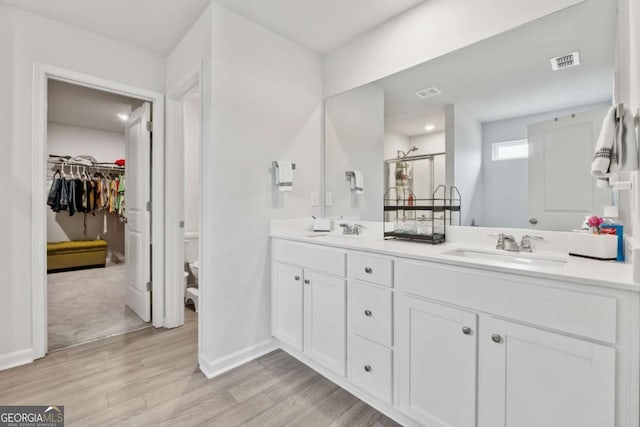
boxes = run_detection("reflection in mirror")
[324,0,618,232]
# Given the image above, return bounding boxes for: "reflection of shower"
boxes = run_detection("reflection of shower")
[397,146,419,159]
[396,146,419,188]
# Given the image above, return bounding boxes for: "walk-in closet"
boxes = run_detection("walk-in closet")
[46,80,148,350]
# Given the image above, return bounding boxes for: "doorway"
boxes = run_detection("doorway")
[45,80,151,350]
[32,63,166,360]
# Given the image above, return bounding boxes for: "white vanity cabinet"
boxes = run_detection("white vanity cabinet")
[271,262,304,351]
[481,317,615,427]
[271,237,637,427]
[396,259,620,427]
[304,270,347,376]
[397,296,478,427]
[271,240,347,376]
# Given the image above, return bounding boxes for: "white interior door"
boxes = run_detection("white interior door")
[528,107,610,230]
[124,102,152,322]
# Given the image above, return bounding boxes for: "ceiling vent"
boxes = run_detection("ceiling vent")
[550,51,580,71]
[414,86,441,99]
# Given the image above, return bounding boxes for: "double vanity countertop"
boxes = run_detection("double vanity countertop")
[271,230,639,293]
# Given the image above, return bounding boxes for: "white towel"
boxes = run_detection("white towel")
[351,170,364,195]
[275,161,293,192]
[618,108,638,171]
[591,106,616,176]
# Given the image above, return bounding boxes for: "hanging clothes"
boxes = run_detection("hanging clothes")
[46,163,125,221]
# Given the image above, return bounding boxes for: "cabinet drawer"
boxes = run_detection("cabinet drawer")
[349,334,392,404]
[348,280,392,347]
[396,260,617,344]
[348,252,393,287]
[272,239,346,277]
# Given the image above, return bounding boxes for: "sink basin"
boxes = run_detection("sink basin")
[443,248,567,269]
[305,233,359,239]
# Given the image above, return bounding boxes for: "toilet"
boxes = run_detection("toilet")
[184,236,200,311]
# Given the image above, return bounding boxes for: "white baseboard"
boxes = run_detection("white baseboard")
[0,349,33,371]
[199,339,278,379]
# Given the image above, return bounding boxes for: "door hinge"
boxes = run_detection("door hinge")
[146,201,152,212]
[146,121,152,132]
[146,281,152,292]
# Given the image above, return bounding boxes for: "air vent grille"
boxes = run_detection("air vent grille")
[550,51,580,71]
[414,86,441,99]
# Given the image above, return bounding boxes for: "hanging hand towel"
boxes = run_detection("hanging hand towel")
[275,161,293,192]
[617,108,639,171]
[591,105,617,176]
[351,170,364,195]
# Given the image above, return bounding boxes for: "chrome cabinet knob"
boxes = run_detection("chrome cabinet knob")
[364,309,373,317]
[364,365,372,373]
[294,275,300,281]
[364,267,373,274]
[529,217,538,225]
[461,326,472,335]
[491,334,502,343]
[304,279,310,285]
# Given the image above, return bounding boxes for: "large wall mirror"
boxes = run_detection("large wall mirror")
[324,0,618,232]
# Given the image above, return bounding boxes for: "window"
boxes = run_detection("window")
[492,139,528,161]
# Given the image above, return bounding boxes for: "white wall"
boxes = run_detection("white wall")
[409,131,445,155]
[325,84,385,220]
[384,130,409,160]
[46,123,126,257]
[0,4,164,368]
[191,3,323,372]
[48,123,125,162]
[447,106,483,226]
[183,97,201,235]
[323,0,585,97]
[482,102,610,228]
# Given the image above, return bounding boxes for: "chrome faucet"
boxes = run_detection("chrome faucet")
[520,235,543,252]
[490,232,544,252]
[340,223,364,235]
[503,234,520,252]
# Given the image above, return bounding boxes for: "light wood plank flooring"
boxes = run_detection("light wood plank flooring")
[0,309,400,426]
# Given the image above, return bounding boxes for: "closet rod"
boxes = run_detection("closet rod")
[47,160,125,171]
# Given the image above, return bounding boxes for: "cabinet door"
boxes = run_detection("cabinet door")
[481,318,615,427]
[271,262,304,351]
[398,296,478,427]
[304,270,347,376]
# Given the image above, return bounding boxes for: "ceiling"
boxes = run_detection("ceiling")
[379,0,615,137]
[48,80,143,133]
[0,0,425,56]
[0,0,211,55]
[212,0,425,54]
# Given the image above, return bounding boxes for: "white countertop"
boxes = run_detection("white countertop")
[271,231,639,293]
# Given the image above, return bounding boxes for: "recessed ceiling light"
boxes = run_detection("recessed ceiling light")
[117,113,129,121]
[424,124,435,131]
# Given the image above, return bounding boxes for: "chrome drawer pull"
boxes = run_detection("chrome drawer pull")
[364,365,372,373]
[364,309,373,317]
[364,267,373,274]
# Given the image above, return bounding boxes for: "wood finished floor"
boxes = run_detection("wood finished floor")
[0,309,400,426]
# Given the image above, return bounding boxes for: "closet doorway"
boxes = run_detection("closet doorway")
[45,80,151,350]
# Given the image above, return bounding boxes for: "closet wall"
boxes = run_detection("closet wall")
[47,123,126,260]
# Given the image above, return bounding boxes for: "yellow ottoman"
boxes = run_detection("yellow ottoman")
[47,240,108,273]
